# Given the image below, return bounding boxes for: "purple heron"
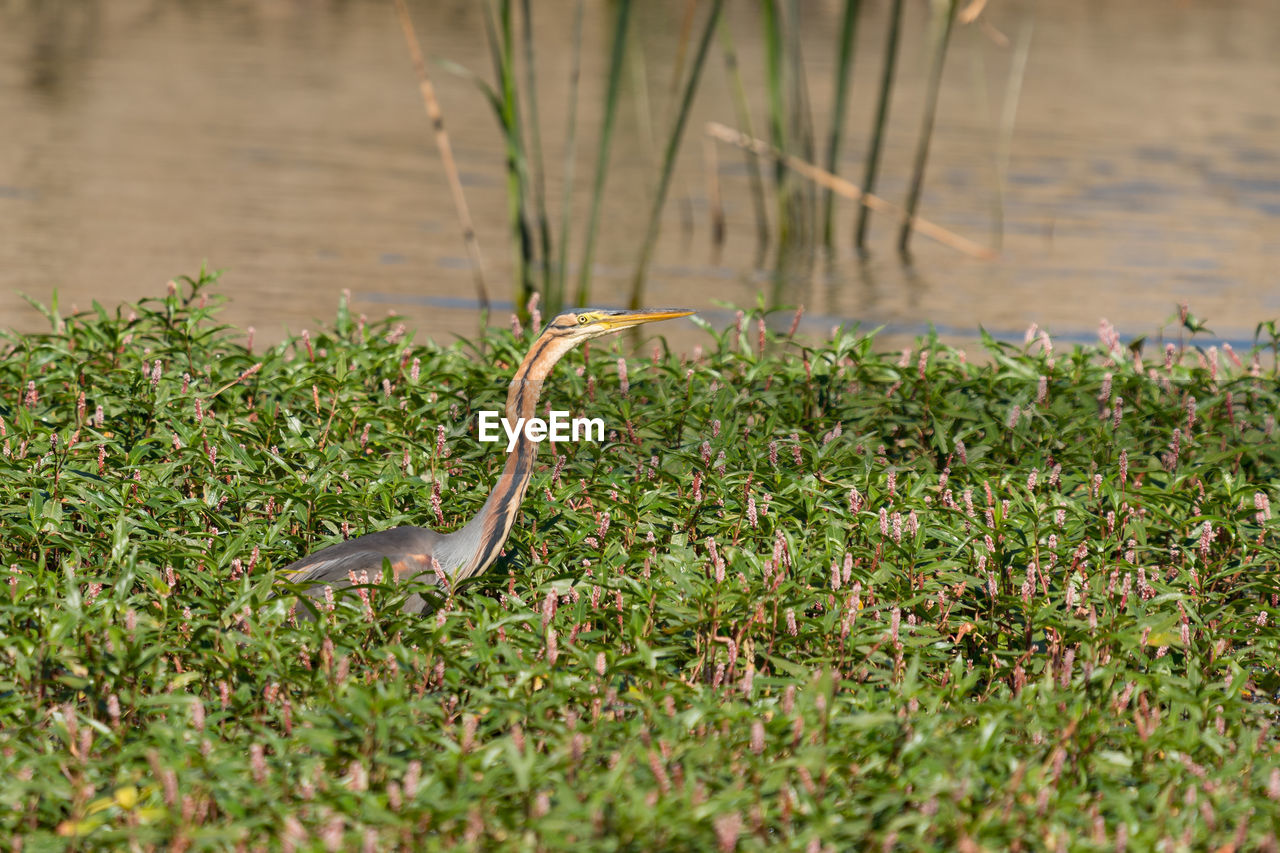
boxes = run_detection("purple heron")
[281,308,693,613]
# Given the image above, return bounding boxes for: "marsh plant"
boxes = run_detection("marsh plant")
[417,0,989,315]
[1,274,1279,849]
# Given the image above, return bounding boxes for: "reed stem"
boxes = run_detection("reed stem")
[898,0,958,255]
[551,0,586,315]
[718,18,770,252]
[629,0,726,308]
[483,1,535,311]
[993,21,1033,252]
[575,0,633,307]
[853,0,903,250]
[822,0,862,249]
[520,0,553,304]
[705,133,725,250]
[784,0,816,255]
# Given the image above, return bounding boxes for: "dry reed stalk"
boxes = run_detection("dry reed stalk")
[393,0,491,311]
[958,0,988,25]
[705,121,996,260]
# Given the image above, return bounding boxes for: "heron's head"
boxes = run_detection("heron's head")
[547,308,695,342]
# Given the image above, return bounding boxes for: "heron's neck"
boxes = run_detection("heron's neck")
[448,332,577,580]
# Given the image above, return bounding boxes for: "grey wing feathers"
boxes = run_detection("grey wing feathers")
[279,526,445,614]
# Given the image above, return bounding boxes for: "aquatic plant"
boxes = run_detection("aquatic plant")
[2,277,1276,849]
[404,1,999,315]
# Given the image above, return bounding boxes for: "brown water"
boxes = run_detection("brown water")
[2,0,1278,352]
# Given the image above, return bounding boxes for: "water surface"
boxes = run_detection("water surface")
[1,0,1277,352]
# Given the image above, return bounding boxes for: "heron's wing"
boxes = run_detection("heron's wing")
[279,526,445,614]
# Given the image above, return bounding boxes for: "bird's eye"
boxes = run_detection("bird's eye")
[577,315,590,325]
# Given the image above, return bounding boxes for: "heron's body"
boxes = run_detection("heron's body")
[280,308,691,613]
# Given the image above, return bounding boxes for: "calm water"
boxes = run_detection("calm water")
[2,0,1278,352]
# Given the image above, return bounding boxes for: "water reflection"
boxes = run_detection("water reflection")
[0,0,1277,353]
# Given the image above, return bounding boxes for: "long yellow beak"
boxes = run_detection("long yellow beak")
[597,308,695,332]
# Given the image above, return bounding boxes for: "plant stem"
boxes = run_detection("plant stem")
[629,0,727,309]
[575,0,633,307]
[483,1,535,312]
[853,0,904,250]
[551,0,586,316]
[520,0,553,305]
[718,17,770,252]
[391,0,491,312]
[822,0,862,249]
[898,0,958,256]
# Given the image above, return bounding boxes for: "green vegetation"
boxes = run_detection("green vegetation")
[2,274,1279,850]
[425,0,987,315]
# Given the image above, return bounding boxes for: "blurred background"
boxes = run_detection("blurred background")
[1,0,1277,351]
